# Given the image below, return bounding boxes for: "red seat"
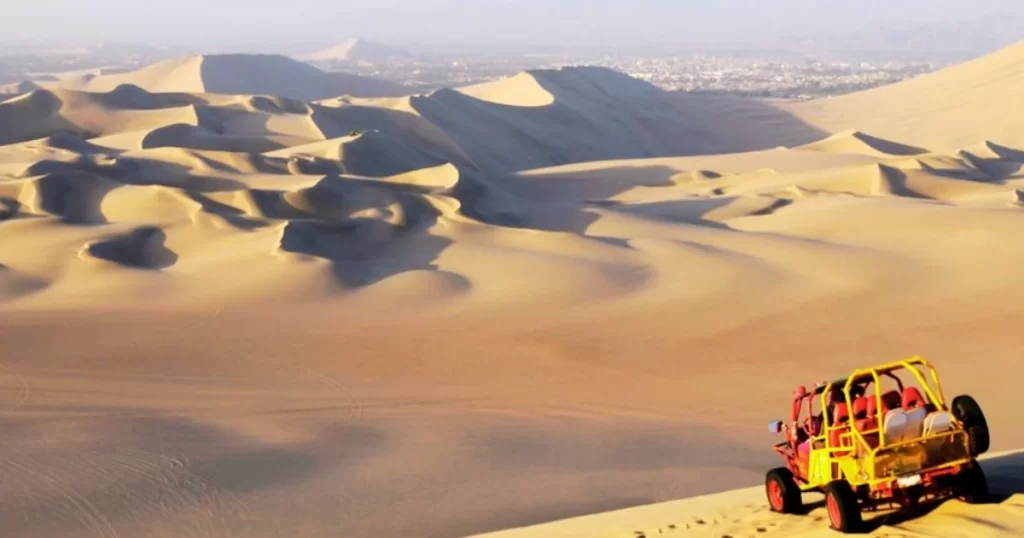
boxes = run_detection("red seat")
[902,387,927,410]
[867,391,899,419]
[852,396,869,421]
[834,402,851,424]
[864,397,881,430]
[830,403,852,454]
[855,396,880,449]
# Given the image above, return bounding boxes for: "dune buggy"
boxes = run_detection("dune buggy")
[766,356,991,533]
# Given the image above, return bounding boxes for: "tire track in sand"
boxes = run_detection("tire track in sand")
[305,367,363,422]
[0,362,30,416]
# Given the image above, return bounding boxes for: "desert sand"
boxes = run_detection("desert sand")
[1,41,1023,538]
[472,451,1024,538]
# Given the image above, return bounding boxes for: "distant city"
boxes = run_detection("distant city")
[0,40,969,100]
[313,53,949,100]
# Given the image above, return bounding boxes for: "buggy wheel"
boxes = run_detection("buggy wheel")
[959,462,990,504]
[766,467,802,514]
[951,395,990,456]
[825,480,863,533]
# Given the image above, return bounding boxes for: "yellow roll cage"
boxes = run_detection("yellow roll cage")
[802,356,971,490]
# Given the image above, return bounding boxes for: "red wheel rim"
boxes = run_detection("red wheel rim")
[827,494,842,528]
[768,479,784,510]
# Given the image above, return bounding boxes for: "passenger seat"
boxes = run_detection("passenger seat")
[882,408,909,445]
[881,390,909,444]
[902,387,929,439]
[830,403,853,455]
[923,411,956,436]
[853,396,880,453]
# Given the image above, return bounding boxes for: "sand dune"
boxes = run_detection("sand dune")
[473,451,1024,538]
[404,67,817,171]
[789,40,1024,150]
[797,130,929,157]
[0,79,45,95]
[458,72,558,107]
[265,130,449,177]
[28,54,410,100]
[2,65,824,174]
[2,41,1024,538]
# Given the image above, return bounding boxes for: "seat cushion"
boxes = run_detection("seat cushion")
[923,410,955,436]
[904,407,928,439]
[883,409,909,444]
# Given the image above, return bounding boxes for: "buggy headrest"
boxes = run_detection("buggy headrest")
[852,396,869,420]
[833,402,850,424]
[902,387,926,410]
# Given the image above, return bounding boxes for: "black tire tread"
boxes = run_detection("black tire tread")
[951,395,990,456]
[825,480,863,533]
[766,467,803,514]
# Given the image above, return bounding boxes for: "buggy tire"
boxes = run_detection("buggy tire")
[959,461,990,504]
[951,395,990,456]
[825,480,863,533]
[766,467,802,514]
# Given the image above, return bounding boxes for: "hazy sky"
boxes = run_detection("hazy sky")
[1,0,1021,48]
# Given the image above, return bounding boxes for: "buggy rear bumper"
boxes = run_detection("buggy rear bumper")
[868,430,971,479]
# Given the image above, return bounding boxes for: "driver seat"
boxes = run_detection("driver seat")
[853,396,879,451]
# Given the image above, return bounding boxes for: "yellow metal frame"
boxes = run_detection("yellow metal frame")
[800,356,973,492]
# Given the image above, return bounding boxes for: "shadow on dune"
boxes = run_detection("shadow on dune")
[194,54,409,100]
[405,68,830,174]
[0,263,49,297]
[0,89,81,145]
[17,160,251,226]
[983,451,1024,499]
[34,171,121,225]
[0,198,21,221]
[279,220,454,288]
[507,164,682,202]
[129,122,292,154]
[277,180,455,288]
[24,155,249,193]
[917,160,1002,182]
[875,165,929,199]
[459,165,737,236]
[86,227,178,270]
[959,151,1024,180]
[309,103,477,169]
[267,129,457,178]
[92,84,204,111]
[185,192,271,231]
